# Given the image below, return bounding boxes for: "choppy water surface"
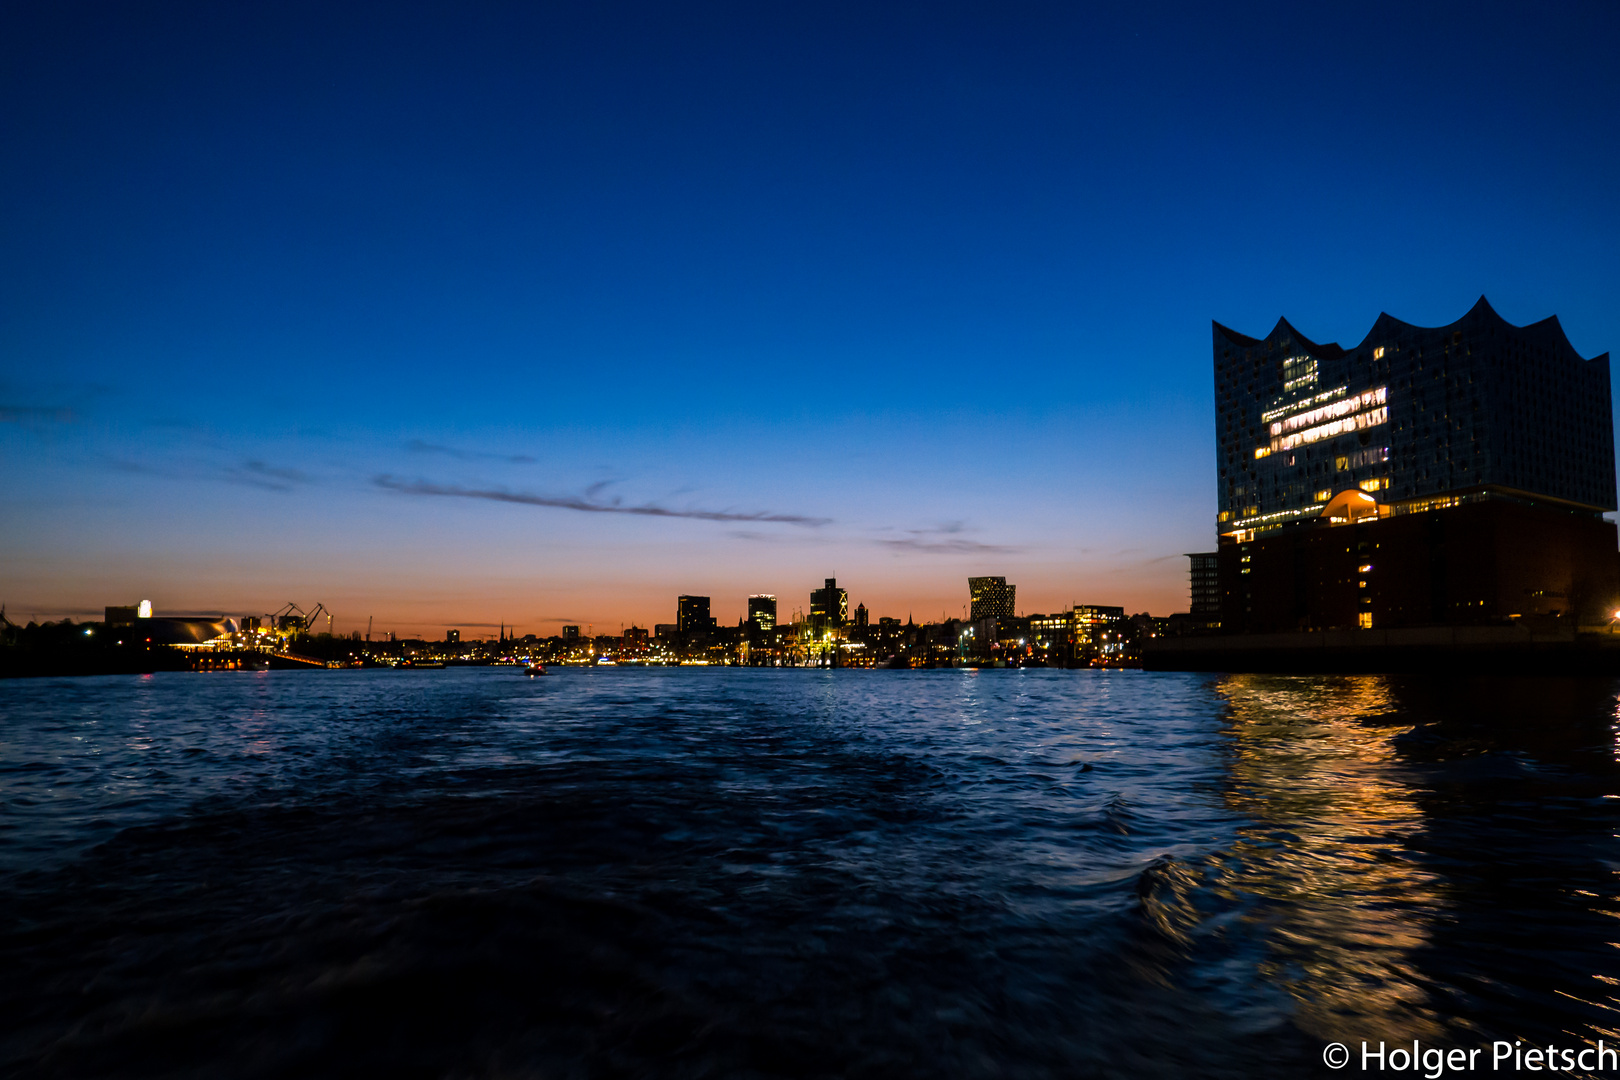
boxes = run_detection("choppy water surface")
[2,668,1619,1078]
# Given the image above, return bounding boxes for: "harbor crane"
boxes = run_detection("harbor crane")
[267,602,331,637]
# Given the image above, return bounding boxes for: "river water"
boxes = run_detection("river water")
[2,668,1618,1078]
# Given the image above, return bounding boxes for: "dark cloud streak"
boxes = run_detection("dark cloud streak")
[223,460,314,492]
[406,440,537,465]
[874,521,1017,555]
[374,475,830,527]
[875,537,1018,554]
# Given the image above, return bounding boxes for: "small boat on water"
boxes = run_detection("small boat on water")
[524,663,546,676]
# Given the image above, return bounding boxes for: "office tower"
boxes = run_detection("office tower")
[853,603,869,627]
[446,629,461,645]
[747,594,777,632]
[809,578,848,627]
[677,595,714,633]
[561,626,580,641]
[1212,298,1618,630]
[968,576,1016,621]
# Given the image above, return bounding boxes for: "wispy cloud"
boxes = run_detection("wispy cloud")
[101,456,314,493]
[224,460,314,492]
[406,439,537,465]
[724,528,834,545]
[374,475,831,526]
[874,521,1018,555]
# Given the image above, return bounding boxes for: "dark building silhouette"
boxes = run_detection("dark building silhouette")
[677,595,714,633]
[446,629,460,645]
[561,625,581,641]
[747,594,777,632]
[853,603,869,627]
[968,576,1016,621]
[1212,298,1619,631]
[809,579,848,627]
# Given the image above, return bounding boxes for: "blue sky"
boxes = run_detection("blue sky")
[4,0,1618,635]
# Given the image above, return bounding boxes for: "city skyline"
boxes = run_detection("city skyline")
[4,3,1619,632]
[76,573,1116,643]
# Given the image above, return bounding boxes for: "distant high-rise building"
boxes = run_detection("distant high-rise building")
[561,625,581,641]
[1212,299,1618,630]
[809,578,848,627]
[446,629,461,645]
[968,576,1016,621]
[677,595,714,633]
[747,594,777,632]
[853,603,869,627]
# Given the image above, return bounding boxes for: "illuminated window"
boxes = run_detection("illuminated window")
[1254,447,1270,459]
[1359,478,1388,492]
[1358,612,1373,629]
[1217,511,1232,523]
[1373,347,1386,359]
[1358,580,1367,588]
[1314,489,1331,502]
[1282,355,1319,392]
[1334,455,1349,471]
[1358,564,1373,573]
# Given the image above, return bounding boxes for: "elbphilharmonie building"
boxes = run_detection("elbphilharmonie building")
[1206,298,1618,632]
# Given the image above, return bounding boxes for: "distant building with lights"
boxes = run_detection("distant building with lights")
[1210,298,1618,632]
[747,594,777,632]
[809,578,847,629]
[968,576,1016,621]
[677,595,715,633]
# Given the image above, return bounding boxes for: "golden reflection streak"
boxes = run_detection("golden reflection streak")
[1213,674,1448,1044]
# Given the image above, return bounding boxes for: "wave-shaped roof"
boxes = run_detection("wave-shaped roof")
[1214,296,1606,364]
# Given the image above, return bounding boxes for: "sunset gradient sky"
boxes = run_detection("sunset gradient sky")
[4,1,1619,637]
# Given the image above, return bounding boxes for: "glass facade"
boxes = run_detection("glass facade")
[1214,297,1614,539]
[968,576,1016,621]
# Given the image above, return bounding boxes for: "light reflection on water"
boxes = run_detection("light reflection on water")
[1,668,1619,1076]
[1212,675,1447,1044]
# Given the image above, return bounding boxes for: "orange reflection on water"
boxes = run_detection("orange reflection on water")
[1213,674,1449,1045]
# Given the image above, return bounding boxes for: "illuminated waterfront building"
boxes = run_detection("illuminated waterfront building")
[1212,298,1618,631]
[809,579,848,628]
[1074,605,1125,656]
[968,576,1016,621]
[747,594,777,632]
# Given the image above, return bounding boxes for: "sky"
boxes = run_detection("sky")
[3,0,1619,637]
